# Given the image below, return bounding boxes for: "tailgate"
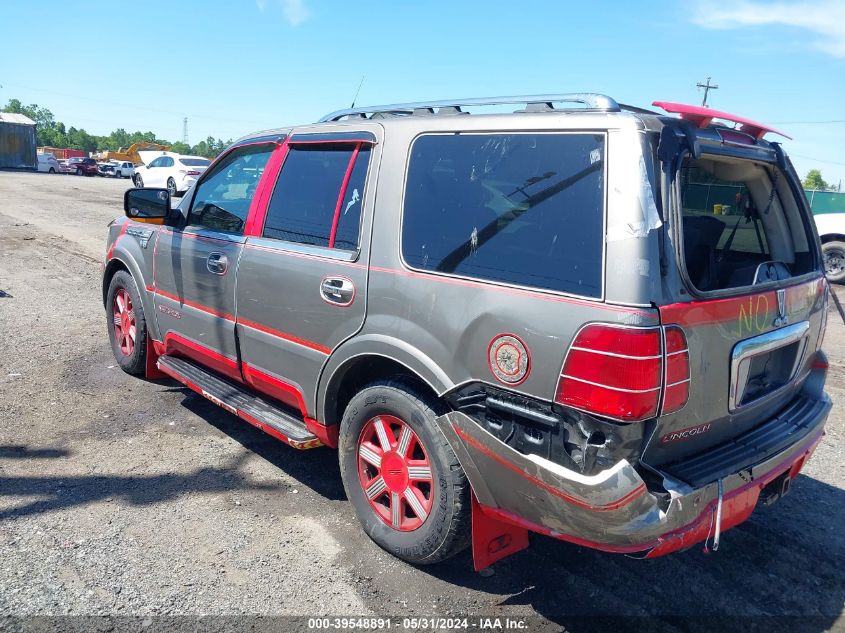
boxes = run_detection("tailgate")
[649,277,827,465]
[647,146,827,465]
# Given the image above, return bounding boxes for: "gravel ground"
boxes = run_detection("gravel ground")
[0,171,843,632]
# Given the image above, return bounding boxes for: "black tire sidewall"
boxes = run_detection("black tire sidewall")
[822,241,845,284]
[106,270,148,375]
[339,383,466,564]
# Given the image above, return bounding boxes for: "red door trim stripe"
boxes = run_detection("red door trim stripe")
[163,331,242,382]
[155,287,236,322]
[328,143,361,248]
[238,317,332,355]
[244,140,290,237]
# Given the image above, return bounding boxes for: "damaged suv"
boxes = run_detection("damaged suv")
[103,94,831,569]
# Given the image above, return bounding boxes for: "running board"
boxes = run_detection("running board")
[157,355,322,450]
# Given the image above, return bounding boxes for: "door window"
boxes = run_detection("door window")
[187,143,274,235]
[162,156,174,168]
[148,157,163,168]
[263,143,370,250]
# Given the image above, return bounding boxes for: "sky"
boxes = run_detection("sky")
[1,0,844,185]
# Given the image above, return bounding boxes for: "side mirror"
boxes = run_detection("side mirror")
[124,188,170,225]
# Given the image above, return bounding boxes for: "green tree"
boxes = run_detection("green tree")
[803,169,829,190]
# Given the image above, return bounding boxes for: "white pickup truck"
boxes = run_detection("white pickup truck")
[808,190,845,283]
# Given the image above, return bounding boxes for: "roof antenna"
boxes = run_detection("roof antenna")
[350,76,365,109]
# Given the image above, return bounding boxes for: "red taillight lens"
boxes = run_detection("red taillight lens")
[555,323,690,421]
[662,325,690,415]
[556,325,662,421]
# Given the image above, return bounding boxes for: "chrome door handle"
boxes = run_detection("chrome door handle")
[320,277,355,306]
[206,252,229,275]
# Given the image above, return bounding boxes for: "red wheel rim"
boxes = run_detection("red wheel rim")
[112,288,136,356]
[357,415,434,532]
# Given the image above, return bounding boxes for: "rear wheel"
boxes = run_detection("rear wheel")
[106,270,148,375]
[166,177,177,196]
[338,380,470,565]
[823,241,845,284]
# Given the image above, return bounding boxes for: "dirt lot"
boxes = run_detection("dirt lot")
[0,171,843,631]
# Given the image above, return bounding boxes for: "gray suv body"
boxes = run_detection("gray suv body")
[102,94,832,569]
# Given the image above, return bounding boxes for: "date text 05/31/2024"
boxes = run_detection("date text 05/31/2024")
[307,617,529,630]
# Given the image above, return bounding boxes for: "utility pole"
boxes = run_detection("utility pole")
[696,76,719,107]
[182,117,189,145]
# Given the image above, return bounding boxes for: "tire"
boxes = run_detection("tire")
[76,167,83,176]
[106,270,148,375]
[823,241,845,284]
[134,175,144,188]
[49,168,56,174]
[338,380,470,565]
[166,178,177,196]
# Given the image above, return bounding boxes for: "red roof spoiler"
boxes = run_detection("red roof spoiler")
[652,101,791,140]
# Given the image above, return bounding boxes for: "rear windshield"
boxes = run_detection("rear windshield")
[678,155,815,291]
[402,133,605,297]
[180,158,210,167]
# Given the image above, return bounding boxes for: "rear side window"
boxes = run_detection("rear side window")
[402,133,605,297]
[180,158,211,167]
[263,144,370,250]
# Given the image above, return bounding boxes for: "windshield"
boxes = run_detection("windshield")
[678,155,816,291]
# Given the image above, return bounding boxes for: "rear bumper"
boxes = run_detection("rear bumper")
[177,175,198,192]
[436,392,830,557]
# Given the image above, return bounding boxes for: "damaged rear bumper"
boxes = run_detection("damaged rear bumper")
[435,394,831,558]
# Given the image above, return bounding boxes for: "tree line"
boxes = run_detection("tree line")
[1,98,231,159]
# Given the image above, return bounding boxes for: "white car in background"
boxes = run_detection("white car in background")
[133,153,211,196]
[113,161,135,179]
[37,153,61,174]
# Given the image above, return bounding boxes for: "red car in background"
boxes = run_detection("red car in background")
[60,157,98,176]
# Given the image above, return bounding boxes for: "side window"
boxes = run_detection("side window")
[402,133,605,297]
[148,157,162,168]
[263,143,370,250]
[162,157,174,168]
[187,144,274,235]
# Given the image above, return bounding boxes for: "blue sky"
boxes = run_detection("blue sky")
[1,0,843,185]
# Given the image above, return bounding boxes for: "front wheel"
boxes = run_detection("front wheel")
[49,167,56,174]
[166,177,177,196]
[76,167,83,176]
[106,270,148,375]
[823,241,845,284]
[338,380,470,565]
[134,175,144,188]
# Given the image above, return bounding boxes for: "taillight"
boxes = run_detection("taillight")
[662,325,690,414]
[556,325,662,421]
[555,323,690,422]
[817,281,829,352]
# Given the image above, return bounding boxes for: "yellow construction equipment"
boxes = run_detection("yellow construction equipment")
[93,142,170,165]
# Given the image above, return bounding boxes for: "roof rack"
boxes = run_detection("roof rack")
[318,93,620,122]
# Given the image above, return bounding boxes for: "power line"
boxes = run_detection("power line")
[2,82,275,127]
[788,153,845,167]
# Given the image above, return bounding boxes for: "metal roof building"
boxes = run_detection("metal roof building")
[0,112,37,170]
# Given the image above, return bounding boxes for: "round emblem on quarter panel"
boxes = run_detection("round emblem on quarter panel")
[488,334,530,385]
